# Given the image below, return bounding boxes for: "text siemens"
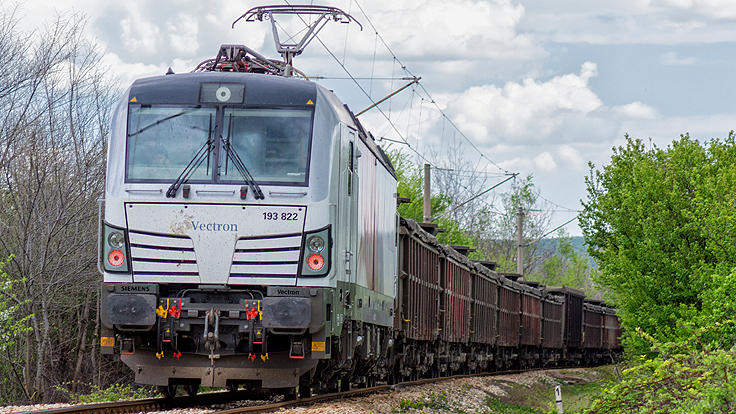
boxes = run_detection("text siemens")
[190,221,238,232]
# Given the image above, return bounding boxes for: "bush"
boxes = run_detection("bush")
[56,383,157,403]
[584,327,736,414]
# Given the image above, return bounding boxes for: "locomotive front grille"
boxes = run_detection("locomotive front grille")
[129,230,199,277]
[230,233,302,278]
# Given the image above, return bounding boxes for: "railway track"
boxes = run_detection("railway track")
[13,368,548,414]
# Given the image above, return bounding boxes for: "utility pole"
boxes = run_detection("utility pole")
[423,164,431,223]
[517,207,524,276]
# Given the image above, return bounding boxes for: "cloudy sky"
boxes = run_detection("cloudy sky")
[17,0,736,235]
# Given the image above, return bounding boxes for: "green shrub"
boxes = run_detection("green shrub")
[56,383,157,403]
[584,327,736,414]
[485,397,545,413]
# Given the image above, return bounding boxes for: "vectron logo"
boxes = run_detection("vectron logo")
[190,221,238,232]
[277,289,300,295]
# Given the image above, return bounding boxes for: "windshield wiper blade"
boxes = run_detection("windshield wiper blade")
[166,137,214,198]
[223,141,265,200]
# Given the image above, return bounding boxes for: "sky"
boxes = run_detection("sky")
[15,0,736,236]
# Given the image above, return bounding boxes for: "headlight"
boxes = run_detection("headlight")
[108,231,125,248]
[307,235,325,252]
[301,226,330,277]
[103,223,130,273]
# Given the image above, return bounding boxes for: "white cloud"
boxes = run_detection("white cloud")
[660,51,697,65]
[613,102,659,119]
[167,13,199,57]
[653,0,736,19]
[315,0,545,62]
[521,0,736,44]
[557,145,585,170]
[444,62,604,144]
[119,7,160,54]
[534,152,557,171]
[100,53,175,89]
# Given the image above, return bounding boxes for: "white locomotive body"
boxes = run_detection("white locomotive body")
[100,71,398,395]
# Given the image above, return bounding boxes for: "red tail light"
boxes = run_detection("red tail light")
[307,254,324,271]
[108,250,125,267]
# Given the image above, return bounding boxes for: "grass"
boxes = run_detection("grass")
[499,366,617,413]
[390,366,618,413]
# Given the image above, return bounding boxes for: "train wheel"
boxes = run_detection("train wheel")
[283,387,297,401]
[184,384,198,397]
[157,384,177,399]
[298,385,312,399]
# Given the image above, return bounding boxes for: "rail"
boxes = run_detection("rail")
[14,367,562,414]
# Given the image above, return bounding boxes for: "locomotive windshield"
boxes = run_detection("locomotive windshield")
[126,105,216,182]
[221,108,311,185]
[125,105,313,186]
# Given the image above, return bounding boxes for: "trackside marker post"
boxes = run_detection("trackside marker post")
[555,385,563,413]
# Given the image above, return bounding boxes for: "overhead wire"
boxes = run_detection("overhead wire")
[369,31,378,97]
[279,0,435,165]
[526,216,579,245]
[347,0,511,176]
[537,194,581,214]
[278,0,583,233]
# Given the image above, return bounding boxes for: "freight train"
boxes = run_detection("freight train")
[97,5,621,399]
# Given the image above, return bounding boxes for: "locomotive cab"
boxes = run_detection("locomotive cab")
[99,70,398,393]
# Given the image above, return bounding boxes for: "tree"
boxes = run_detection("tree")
[388,149,477,248]
[474,175,554,274]
[0,8,122,403]
[526,232,595,295]
[579,134,728,347]
[0,256,33,403]
[389,145,561,273]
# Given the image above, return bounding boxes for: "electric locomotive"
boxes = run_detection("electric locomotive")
[99,6,397,397]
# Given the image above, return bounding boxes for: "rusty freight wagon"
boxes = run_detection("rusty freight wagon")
[583,300,605,364]
[469,261,499,371]
[547,286,585,365]
[395,219,442,379]
[519,281,543,368]
[541,292,564,365]
[438,245,474,374]
[496,275,522,368]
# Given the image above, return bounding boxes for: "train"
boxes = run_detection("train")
[97,5,621,399]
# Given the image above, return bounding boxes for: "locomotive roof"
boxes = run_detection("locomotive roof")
[127,72,317,106]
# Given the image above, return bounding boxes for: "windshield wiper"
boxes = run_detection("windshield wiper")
[222,141,265,200]
[222,116,265,200]
[166,138,214,197]
[166,115,215,198]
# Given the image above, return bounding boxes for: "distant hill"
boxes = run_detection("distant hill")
[537,236,597,268]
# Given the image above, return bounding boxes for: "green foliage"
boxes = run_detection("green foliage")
[580,132,736,412]
[388,149,477,249]
[527,234,593,293]
[55,383,157,403]
[485,397,545,413]
[579,134,733,347]
[395,391,452,412]
[0,256,32,353]
[584,327,736,414]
